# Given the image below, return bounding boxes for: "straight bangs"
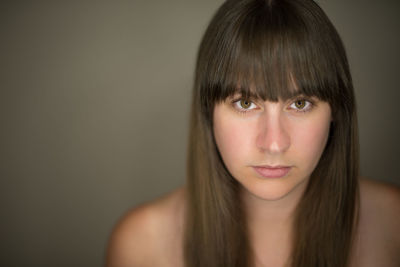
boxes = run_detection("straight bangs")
[198,0,352,117]
[187,1,359,266]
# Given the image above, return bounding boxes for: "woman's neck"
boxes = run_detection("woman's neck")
[241,178,308,227]
[241,180,308,266]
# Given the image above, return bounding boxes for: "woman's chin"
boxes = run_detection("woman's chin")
[241,178,308,202]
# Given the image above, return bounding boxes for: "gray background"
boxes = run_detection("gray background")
[1,1,399,266]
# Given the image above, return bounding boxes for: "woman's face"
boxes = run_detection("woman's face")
[213,93,332,201]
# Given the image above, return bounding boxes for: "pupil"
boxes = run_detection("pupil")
[296,100,305,108]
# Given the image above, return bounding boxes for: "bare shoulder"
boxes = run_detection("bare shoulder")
[359,177,400,232]
[359,177,400,218]
[105,186,186,267]
[355,177,400,266]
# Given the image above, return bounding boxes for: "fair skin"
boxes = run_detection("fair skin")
[106,96,400,267]
[213,94,332,266]
[213,94,332,204]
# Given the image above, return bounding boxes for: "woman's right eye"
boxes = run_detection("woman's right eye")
[233,99,258,112]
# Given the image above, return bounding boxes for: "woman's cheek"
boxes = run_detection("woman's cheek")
[291,117,331,166]
[214,117,255,169]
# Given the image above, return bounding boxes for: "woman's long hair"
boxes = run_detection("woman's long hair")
[184,0,359,266]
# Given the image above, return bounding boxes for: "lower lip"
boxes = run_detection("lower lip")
[252,166,291,178]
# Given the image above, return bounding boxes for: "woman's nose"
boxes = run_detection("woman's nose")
[256,105,290,154]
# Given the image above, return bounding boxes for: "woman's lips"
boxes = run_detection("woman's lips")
[252,166,291,178]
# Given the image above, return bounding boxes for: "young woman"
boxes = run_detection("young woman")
[106,0,400,266]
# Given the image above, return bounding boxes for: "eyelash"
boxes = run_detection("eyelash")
[230,98,315,114]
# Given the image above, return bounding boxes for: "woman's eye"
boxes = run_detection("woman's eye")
[289,99,312,111]
[234,99,257,111]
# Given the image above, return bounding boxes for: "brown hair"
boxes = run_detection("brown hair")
[184,0,359,266]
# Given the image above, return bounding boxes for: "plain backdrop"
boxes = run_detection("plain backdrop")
[1,1,399,266]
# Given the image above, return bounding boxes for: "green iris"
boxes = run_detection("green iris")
[240,99,252,109]
[294,100,306,109]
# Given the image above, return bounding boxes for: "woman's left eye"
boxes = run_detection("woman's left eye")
[289,99,312,112]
